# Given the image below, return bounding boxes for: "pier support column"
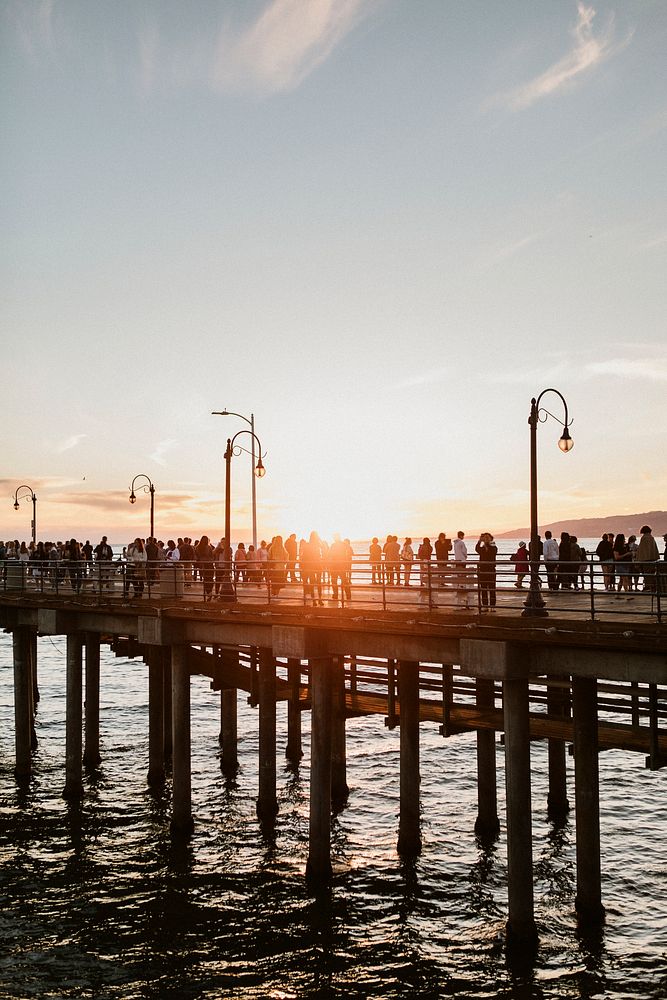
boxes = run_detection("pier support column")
[13,628,32,781]
[171,645,193,833]
[162,648,172,760]
[28,631,38,748]
[64,634,84,799]
[218,647,238,774]
[220,688,238,774]
[572,676,605,926]
[331,656,349,808]
[547,676,570,819]
[285,658,303,763]
[147,651,165,787]
[503,674,537,949]
[397,660,421,856]
[30,629,40,703]
[306,656,333,881]
[257,647,278,823]
[474,678,500,841]
[83,634,101,769]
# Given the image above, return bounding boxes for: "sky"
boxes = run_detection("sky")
[2,0,666,544]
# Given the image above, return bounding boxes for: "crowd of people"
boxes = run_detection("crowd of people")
[1,525,665,606]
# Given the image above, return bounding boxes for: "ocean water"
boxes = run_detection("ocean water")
[1,633,667,999]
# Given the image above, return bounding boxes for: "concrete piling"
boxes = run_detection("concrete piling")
[306,656,333,881]
[331,656,349,808]
[147,651,165,787]
[83,634,101,769]
[285,657,303,763]
[63,634,84,799]
[257,647,278,822]
[162,648,173,760]
[28,630,38,749]
[474,678,499,840]
[220,688,238,774]
[572,676,605,926]
[503,674,537,949]
[397,660,421,856]
[547,677,570,819]
[171,645,193,833]
[13,628,32,781]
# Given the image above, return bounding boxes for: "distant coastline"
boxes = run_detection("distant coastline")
[495,510,667,540]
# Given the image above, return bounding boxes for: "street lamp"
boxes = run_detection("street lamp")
[129,474,155,539]
[522,389,573,618]
[221,430,266,601]
[212,409,259,550]
[13,485,37,544]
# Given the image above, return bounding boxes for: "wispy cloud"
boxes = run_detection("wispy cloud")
[482,360,570,386]
[56,434,87,454]
[393,365,450,390]
[212,0,378,94]
[473,231,544,274]
[4,0,56,58]
[149,439,178,466]
[585,358,667,383]
[492,3,632,112]
[634,232,667,254]
[487,351,667,387]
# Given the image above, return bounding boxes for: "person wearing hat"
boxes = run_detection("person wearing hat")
[510,540,529,588]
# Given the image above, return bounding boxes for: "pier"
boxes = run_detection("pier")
[2,584,665,952]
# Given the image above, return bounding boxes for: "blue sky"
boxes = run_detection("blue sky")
[2,0,666,542]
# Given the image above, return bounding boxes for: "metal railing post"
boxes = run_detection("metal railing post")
[656,565,662,624]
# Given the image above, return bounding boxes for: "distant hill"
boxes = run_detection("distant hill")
[496,511,667,540]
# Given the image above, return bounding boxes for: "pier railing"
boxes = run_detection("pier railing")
[1,556,665,621]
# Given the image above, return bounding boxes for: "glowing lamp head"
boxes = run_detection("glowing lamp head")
[255,458,266,478]
[129,492,137,504]
[558,427,574,453]
[13,500,19,510]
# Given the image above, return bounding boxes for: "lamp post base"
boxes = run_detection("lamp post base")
[522,588,548,617]
[216,580,237,603]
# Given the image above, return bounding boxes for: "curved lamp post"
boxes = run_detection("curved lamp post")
[212,409,258,550]
[129,474,155,539]
[221,430,266,601]
[522,389,573,617]
[13,485,37,544]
